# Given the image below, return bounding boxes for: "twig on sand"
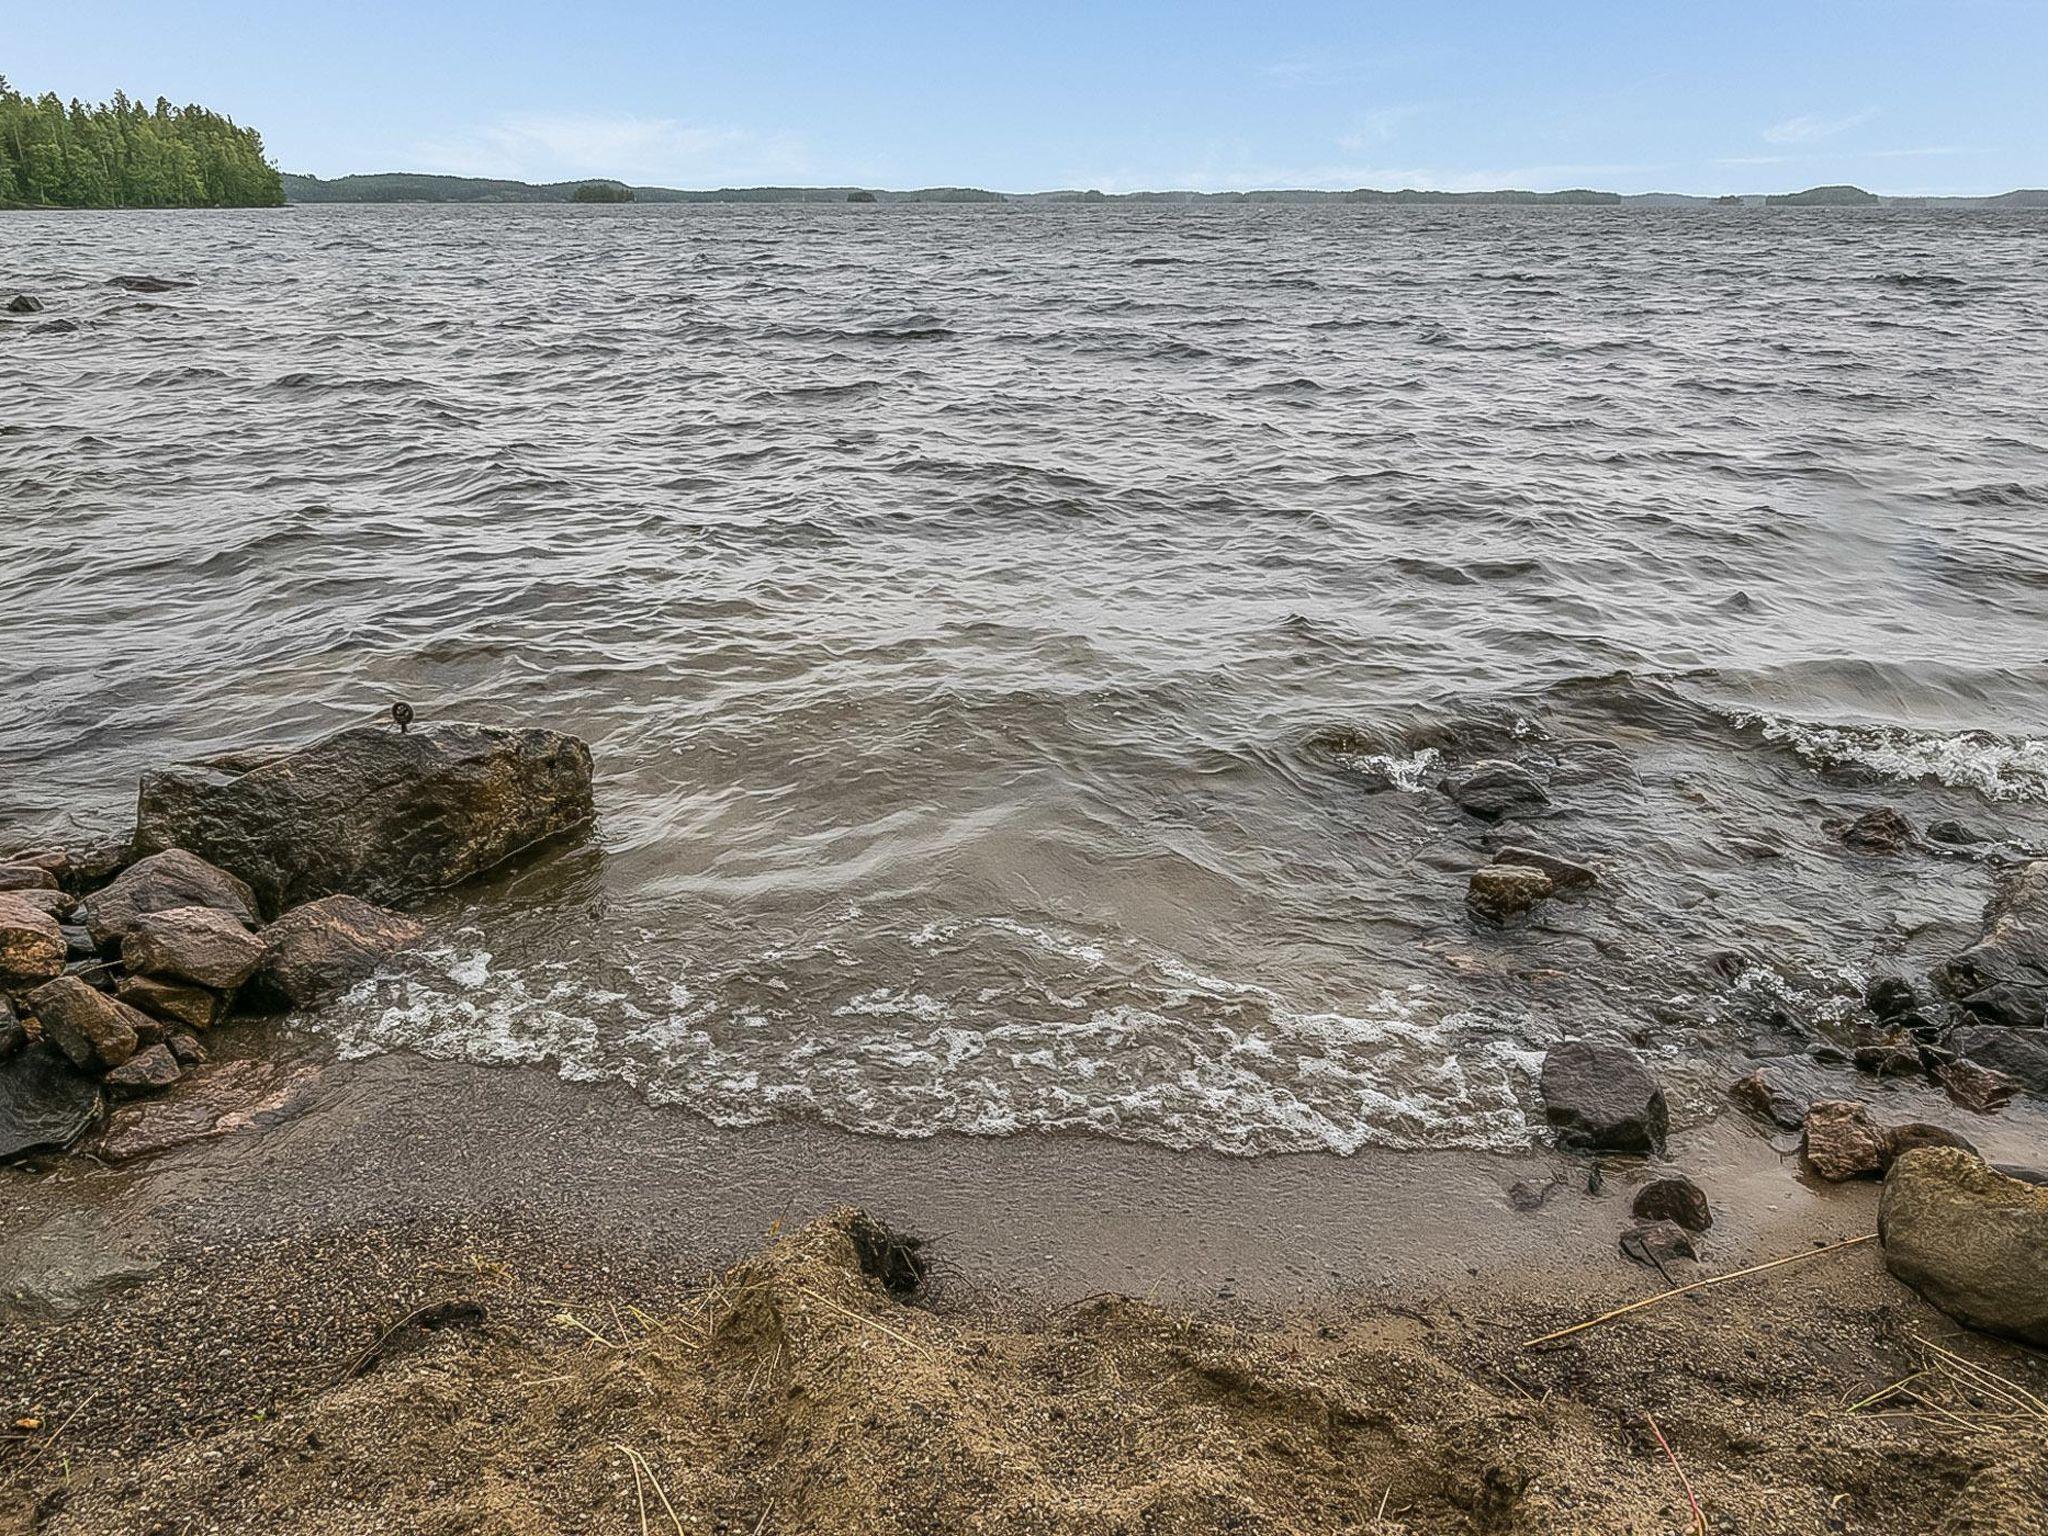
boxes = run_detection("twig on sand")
[616,1444,686,1536]
[1645,1413,1706,1536]
[1522,1234,1876,1348]
[22,1391,98,1469]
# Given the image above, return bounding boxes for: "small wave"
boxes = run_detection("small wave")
[1730,711,2048,801]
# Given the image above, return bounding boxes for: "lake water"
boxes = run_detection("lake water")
[5,202,2046,1155]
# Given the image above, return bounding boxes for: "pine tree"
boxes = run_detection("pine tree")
[0,77,284,208]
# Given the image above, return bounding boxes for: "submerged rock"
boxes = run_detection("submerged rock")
[249,894,425,1009]
[1490,845,1598,892]
[121,905,266,991]
[1952,1025,2048,1097]
[26,976,143,1072]
[1466,864,1553,922]
[1864,975,1921,1022]
[134,722,595,915]
[84,849,258,951]
[0,892,67,988]
[1936,1057,2020,1114]
[107,274,193,292]
[1443,761,1550,822]
[4,293,42,313]
[1880,1148,2048,1347]
[98,1058,320,1162]
[1620,1220,1698,1268]
[0,1044,100,1161]
[1540,1040,1668,1154]
[103,1043,183,1098]
[1631,1174,1712,1232]
[1937,859,2048,1029]
[1839,806,1918,853]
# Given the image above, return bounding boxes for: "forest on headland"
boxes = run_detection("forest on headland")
[0,78,283,208]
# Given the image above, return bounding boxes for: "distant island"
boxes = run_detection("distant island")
[281,171,2048,209]
[0,78,283,208]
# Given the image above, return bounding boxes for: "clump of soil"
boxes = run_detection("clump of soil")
[7,1210,2045,1535]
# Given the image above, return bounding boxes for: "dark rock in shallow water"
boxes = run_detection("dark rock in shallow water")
[1632,1175,1712,1232]
[1881,1148,2048,1347]
[1620,1220,1698,1268]
[1952,1025,2048,1097]
[28,976,143,1071]
[84,849,258,951]
[107,275,193,292]
[135,722,595,916]
[249,894,425,1009]
[1540,1040,1668,1154]
[60,838,133,896]
[0,892,67,988]
[60,924,95,961]
[1840,806,1918,853]
[1926,819,1987,848]
[1937,859,2048,1029]
[4,293,42,313]
[1490,845,1598,892]
[1864,975,1920,1022]
[0,999,22,1059]
[98,1058,320,1162]
[1937,1057,2020,1114]
[1852,1041,1923,1080]
[1466,864,1553,923]
[103,1043,183,1098]
[0,1044,100,1160]
[121,905,265,990]
[1443,761,1550,822]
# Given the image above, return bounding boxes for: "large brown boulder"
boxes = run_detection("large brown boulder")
[121,905,266,991]
[28,976,144,1071]
[84,849,258,951]
[133,722,594,916]
[115,975,224,1032]
[250,895,425,1009]
[0,892,67,987]
[1540,1039,1668,1154]
[1880,1148,2048,1346]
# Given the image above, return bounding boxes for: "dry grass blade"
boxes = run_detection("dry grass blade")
[617,1445,686,1536]
[1645,1413,1706,1536]
[790,1284,936,1359]
[1522,1234,1876,1348]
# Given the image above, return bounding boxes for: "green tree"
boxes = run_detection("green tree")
[0,75,284,208]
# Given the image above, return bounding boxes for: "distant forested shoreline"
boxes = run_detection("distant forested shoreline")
[281,171,2048,209]
[0,78,283,208]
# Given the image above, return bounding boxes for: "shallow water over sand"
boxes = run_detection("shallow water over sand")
[5,203,2047,1153]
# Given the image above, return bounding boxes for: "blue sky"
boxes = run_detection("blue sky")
[13,2,2047,193]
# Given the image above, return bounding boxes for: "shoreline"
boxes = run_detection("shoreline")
[5,1040,2045,1531]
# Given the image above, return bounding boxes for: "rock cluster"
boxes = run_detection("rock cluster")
[1,720,588,1162]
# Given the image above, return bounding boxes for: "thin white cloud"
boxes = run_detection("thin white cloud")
[1335,105,1425,151]
[1072,161,1658,195]
[415,114,810,185]
[1762,110,1877,144]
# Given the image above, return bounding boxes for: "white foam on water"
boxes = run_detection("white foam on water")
[307,926,1558,1159]
[1338,746,1440,792]
[1731,711,2048,802]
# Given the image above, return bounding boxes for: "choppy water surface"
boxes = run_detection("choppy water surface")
[6,203,2047,1155]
